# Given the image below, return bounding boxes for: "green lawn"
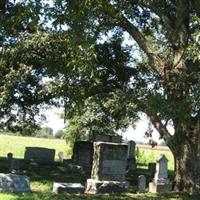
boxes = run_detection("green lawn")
[0,135,70,159]
[136,145,174,171]
[0,134,198,199]
[0,134,173,168]
[0,157,199,200]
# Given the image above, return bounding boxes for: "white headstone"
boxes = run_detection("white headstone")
[53,182,85,194]
[58,152,64,162]
[149,154,172,193]
[138,175,146,192]
[154,154,168,181]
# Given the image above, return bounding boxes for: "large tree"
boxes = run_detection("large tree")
[48,0,200,194]
[1,0,200,194]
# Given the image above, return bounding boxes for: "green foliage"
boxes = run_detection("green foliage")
[135,147,147,165]
[54,129,65,139]
[136,146,174,171]
[0,1,200,181]
[0,2,199,149]
[61,36,138,143]
[35,127,54,139]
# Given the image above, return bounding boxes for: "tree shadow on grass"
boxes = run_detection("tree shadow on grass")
[26,162,89,184]
[1,158,200,200]
[9,191,200,200]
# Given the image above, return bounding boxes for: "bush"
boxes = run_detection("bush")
[35,127,54,139]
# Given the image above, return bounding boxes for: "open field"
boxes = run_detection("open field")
[136,144,174,171]
[0,135,70,160]
[0,134,174,169]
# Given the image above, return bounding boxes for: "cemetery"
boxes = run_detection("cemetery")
[1,0,200,199]
[0,134,198,199]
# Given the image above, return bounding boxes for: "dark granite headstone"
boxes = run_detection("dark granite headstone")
[24,147,55,164]
[72,141,93,172]
[85,142,129,194]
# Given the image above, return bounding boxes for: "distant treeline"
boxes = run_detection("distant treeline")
[0,128,64,139]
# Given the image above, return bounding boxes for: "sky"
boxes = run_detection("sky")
[42,107,166,144]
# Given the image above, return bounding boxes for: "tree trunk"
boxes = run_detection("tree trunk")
[172,128,200,194]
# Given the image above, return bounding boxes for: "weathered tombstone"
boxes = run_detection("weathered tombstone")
[127,140,136,172]
[85,142,129,194]
[10,159,21,173]
[0,173,30,193]
[72,141,93,172]
[154,155,168,181]
[111,135,122,143]
[94,135,122,143]
[7,153,13,163]
[148,162,156,176]
[94,135,110,142]
[24,147,55,165]
[149,154,172,193]
[58,152,64,162]
[138,175,146,192]
[53,182,85,194]
[63,159,73,165]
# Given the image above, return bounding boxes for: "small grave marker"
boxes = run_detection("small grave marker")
[138,175,146,192]
[149,154,172,193]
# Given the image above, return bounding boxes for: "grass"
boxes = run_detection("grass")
[0,135,70,159]
[0,157,199,200]
[136,145,174,171]
[0,134,198,199]
[0,134,173,167]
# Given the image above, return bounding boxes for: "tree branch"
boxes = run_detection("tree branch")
[0,0,7,13]
[117,14,165,77]
[136,100,172,142]
[147,111,172,141]
[192,0,200,17]
[138,1,174,36]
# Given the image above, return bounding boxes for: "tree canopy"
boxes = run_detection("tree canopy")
[0,0,200,193]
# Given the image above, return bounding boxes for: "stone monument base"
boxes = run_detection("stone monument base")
[0,173,30,193]
[53,182,85,194]
[85,179,129,194]
[149,181,172,193]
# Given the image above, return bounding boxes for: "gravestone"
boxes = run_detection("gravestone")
[154,155,168,180]
[72,141,93,172]
[63,159,73,165]
[24,147,55,164]
[53,182,85,194]
[10,159,21,173]
[149,154,172,193]
[85,142,129,194]
[127,140,136,172]
[91,142,127,181]
[58,152,64,162]
[138,175,146,192]
[7,153,13,163]
[94,135,122,143]
[0,173,30,193]
[148,162,156,176]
